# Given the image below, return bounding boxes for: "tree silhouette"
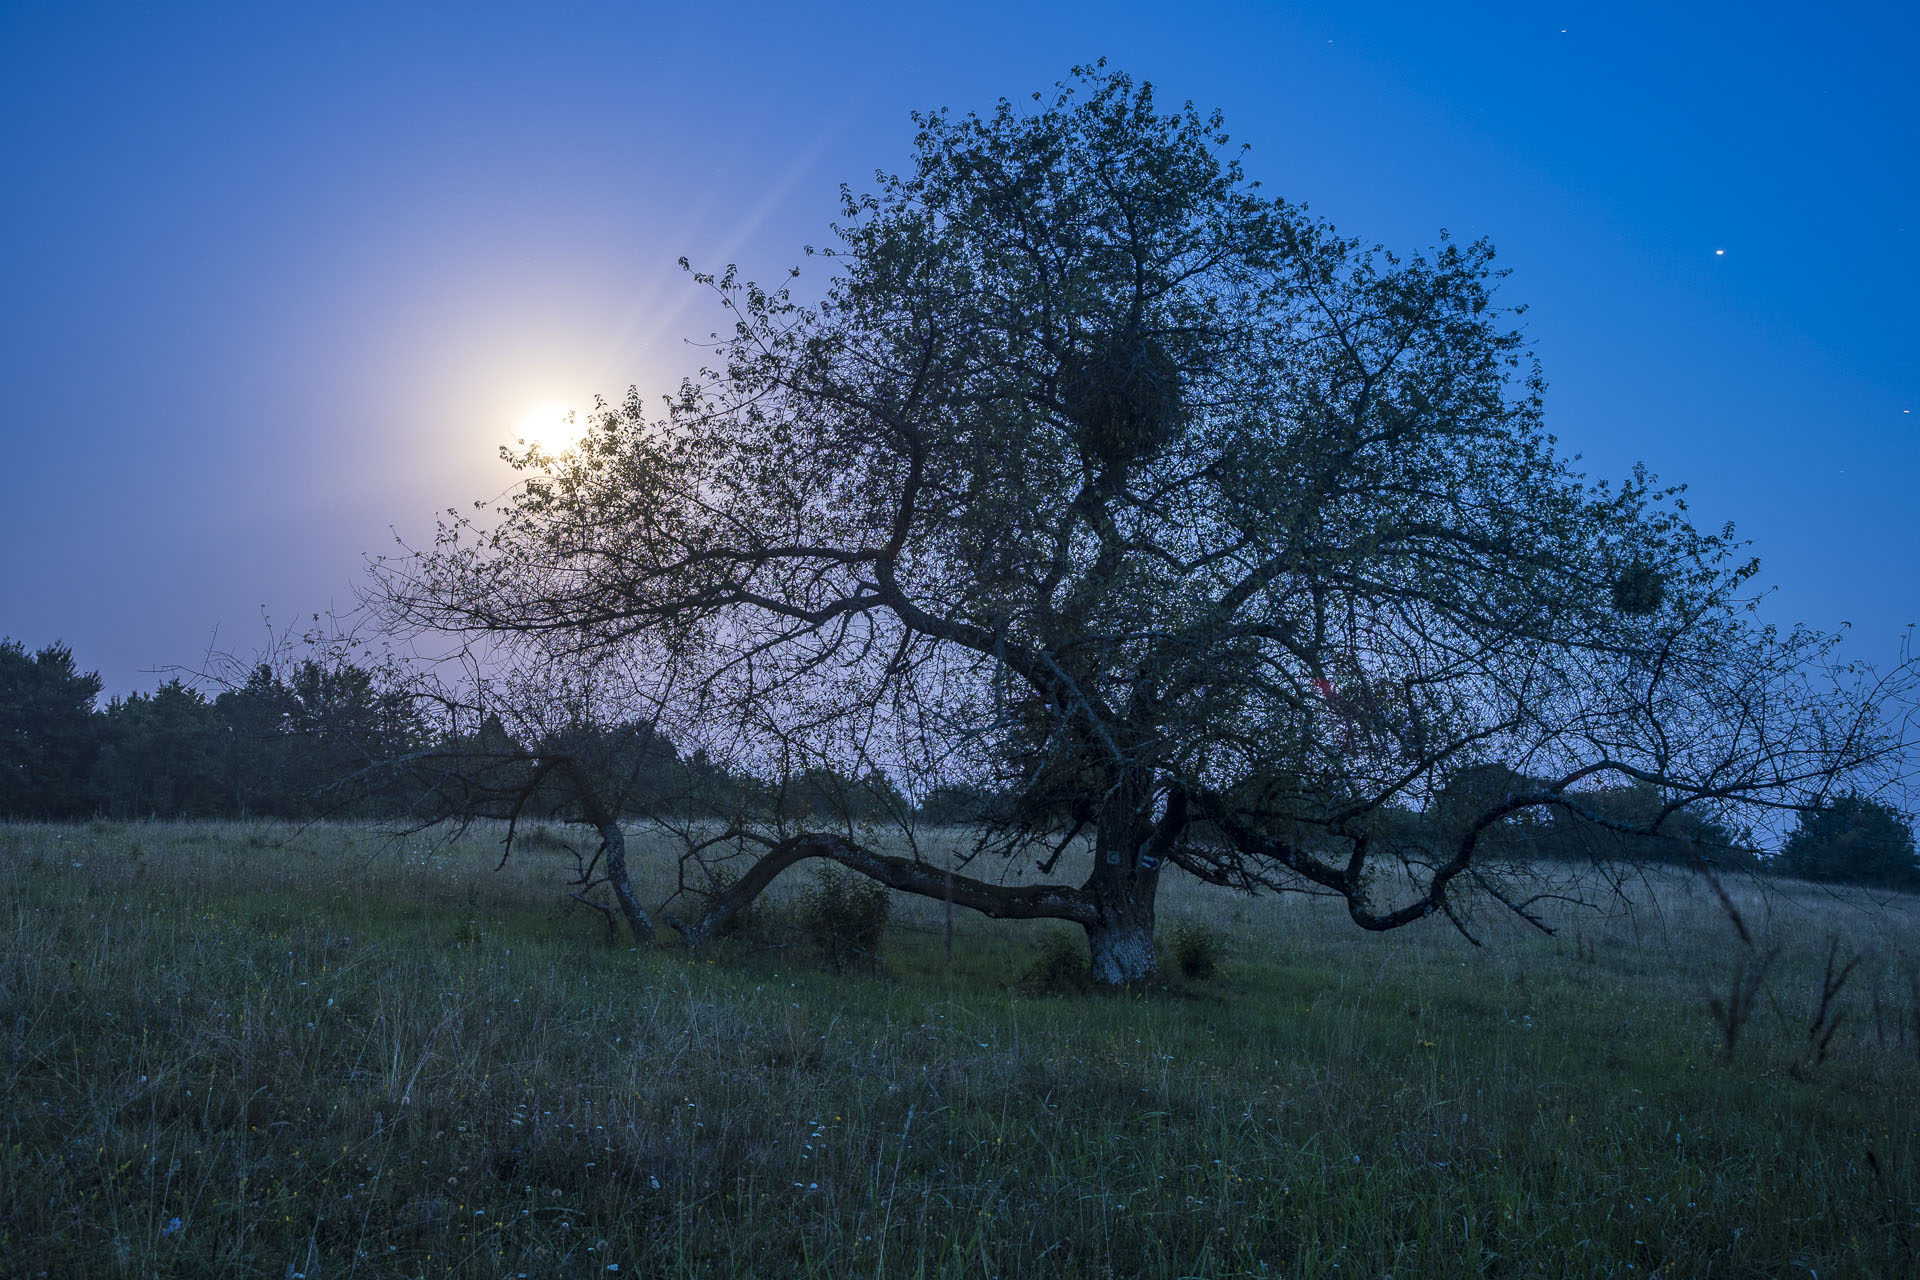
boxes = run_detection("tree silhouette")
[93,680,221,818]
[374,66,1910,981]
[0,639,102,820]
[1778,794,1920,890]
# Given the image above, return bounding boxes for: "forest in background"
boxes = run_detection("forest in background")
[6,636,1914,889]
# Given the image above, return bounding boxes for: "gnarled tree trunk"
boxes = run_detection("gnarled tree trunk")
[551,758,654,944]
[1081,805,1163,984]
[667,832,1102,956]
[1084,873,1159,984]
[664,774,1181,985]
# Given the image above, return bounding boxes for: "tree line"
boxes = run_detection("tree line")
[0,636,926,829]
[1,638,414,820]
[4,634,1912,890]
[0,637,694,823]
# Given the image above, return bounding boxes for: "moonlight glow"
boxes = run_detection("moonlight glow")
[515,403,584,454]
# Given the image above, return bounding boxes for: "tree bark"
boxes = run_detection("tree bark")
[550,757,654,944]
[1081,808,1162,984]
[1086,906,1157,985]
[668,832,1096,949]
[598,818,655,945]
[665,795,1178,986]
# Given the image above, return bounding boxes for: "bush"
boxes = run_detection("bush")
[514,825,577,855]
[1021,930,1090,994]
[797,864,890,970]
[694,864,776,941]
[1167,921,1227,981]
[1776,794,1920,890]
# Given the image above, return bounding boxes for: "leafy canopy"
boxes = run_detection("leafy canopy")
[375,65,1905,962]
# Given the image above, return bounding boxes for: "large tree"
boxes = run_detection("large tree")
[0,639,103,820]
[1776,794,1920,890]
[375,67,1907,982]
[92,680,222,818]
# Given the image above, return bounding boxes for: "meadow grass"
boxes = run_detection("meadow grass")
[4,820,1920,1278]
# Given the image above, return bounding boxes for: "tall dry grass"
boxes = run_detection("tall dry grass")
[4,819,1919,1277]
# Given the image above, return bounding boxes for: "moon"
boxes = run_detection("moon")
[515,403,583,453]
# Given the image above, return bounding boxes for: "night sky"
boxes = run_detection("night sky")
[3,1,1913,695]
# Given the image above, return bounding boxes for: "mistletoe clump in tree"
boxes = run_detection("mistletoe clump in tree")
[376,65,1904,983]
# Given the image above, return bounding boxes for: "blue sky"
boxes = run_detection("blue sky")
[2,0,1913,694]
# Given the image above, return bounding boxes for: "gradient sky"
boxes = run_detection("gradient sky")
[2,0,1914,696]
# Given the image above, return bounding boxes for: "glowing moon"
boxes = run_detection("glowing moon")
[515,403,583,453]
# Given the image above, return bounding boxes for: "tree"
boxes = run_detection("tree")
[278,656,425,814]
[373,659,687,944]
[197,642,431,819]
[373,66,1909,982]
[1532,781,1754,869]
[210,664,301,817]
[92,680,223,818]
[1776,794,1920,890]
[0,639,103,820]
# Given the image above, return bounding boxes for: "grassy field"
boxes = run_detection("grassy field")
[4,821,1920,1278]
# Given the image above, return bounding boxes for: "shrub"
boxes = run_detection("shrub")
[1167,921,1227,981]
[797,864,890,970]
[1776,794,1920,890]
[514,825,577,855]
[1021,930,1090,994]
